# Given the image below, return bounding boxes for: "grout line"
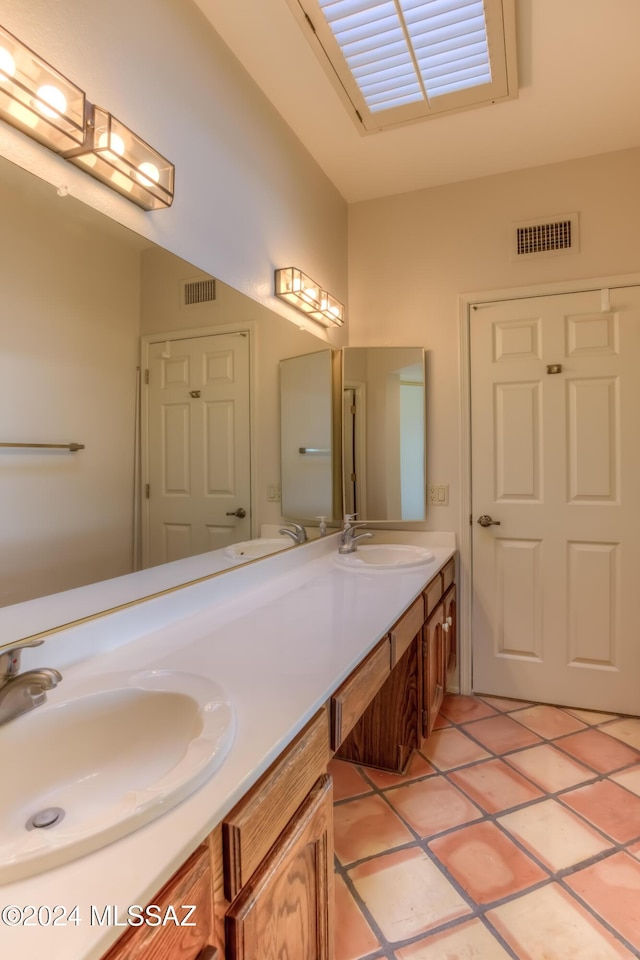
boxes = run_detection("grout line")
[330,696,640,959]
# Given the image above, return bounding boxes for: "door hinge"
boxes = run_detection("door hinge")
[350,403,356,414]
[145,483,150,499]
[422,708,428,727]
[144,369,149,385]
[350,472,357,482]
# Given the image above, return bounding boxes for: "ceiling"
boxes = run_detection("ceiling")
[194,0,640,205]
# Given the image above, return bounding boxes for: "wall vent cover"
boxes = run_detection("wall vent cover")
[183,278,216,305]
[512,213,579,260]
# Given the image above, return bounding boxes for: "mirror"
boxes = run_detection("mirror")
[279,350,341,524]
[0,154,328,644]
[343,347,426,522]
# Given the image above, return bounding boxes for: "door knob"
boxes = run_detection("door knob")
[477,514,500,527]
[225,507,246,518]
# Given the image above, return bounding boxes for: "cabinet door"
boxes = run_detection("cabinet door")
[422,602,444,739]
[443,584,457,679]
[226,776,334,960]
[101,845,213,960]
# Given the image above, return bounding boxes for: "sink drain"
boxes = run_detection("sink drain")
[26,807,65,831]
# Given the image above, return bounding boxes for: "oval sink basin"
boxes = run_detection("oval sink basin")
[223,538,292,561]
[334,544,435,571]
[0,669,234,882]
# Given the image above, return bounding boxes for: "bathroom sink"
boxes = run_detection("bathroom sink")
[334,544,435,571]
[0,669,234,882]
[223,538,292,560]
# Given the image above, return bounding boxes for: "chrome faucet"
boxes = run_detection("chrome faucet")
[0,640,62,726]
[278,521,308,544]
[338,515,374,554]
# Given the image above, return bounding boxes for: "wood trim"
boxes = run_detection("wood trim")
[424,573,444,620]
[101,845,212,960]
[441,557,455,595]
[222,706,330,901]
[390,595,424,666]
[330,638,391,750]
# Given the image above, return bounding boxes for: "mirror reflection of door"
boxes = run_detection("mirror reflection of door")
[144,332,251,566]
[342,348,426,521]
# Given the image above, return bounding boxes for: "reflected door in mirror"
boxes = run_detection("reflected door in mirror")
[144,333,251,565]
[342,347,426,522]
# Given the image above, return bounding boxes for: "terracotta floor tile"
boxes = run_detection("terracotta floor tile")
[462,714,543,754]
[504,743,595,793]
[563,706,620,725]
[329,759,373,802]
[498,798,613,871]
[333,794,414,865]
[449,759,544,814]
[429,821,547,904]
[363,751,435,790]
[628,840,640,860]
[348,846,471,943]
[566,852,640,950]
[601,717,640,751]
[432,712,452,730]
[420,727,490,771]
[385,775,482,837]
[440,694,498,724]
[487,883,636,959]
[478,695,532,712]
[554,727,640,774]
[510,704,587,739]
[396,918,512,959]
[561,779,640,843]
[611,765,640,797]
[334,874,380,960]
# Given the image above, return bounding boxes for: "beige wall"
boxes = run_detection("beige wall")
[0,0,348,341]
[0,162,142,605]
[348,147,640,535]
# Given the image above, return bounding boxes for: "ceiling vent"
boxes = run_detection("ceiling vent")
[183,278,216,306]
[512,213,579,261]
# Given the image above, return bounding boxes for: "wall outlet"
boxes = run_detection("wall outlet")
[428,483,449,506]
[267,483,281,502]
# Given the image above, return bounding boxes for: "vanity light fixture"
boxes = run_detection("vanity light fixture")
[0,23,174,210]
[0,24,86,153]
[274,267,344,327]
[63,105,174,210]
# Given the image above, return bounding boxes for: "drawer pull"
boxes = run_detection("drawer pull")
[442,622,450,633]
[446,616,453,626]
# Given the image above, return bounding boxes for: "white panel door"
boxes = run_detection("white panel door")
[145,332,250,565]
[471,287,640,713]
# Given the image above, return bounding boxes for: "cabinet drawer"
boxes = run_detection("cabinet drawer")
[102,845,212,960]
[390,596,424,666]
[330,638,391,751]
[424,573,444,620]
[223,706,330,901]
[442,557,455,594]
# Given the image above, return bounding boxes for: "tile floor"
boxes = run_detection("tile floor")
[330,694,640,960]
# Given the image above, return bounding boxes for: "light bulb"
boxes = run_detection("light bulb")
[97,129,125,157]
[135,161,159,187]
[35,83,67,119]
[0,47,16,80]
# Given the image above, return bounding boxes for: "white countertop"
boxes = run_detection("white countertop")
[1,530,455,960]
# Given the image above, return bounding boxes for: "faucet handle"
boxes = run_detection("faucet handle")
[0,639,45,680]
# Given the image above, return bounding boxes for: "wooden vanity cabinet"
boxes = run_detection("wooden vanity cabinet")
[101,844,215,960]
[421,559,456,740]
[225,775,333,960]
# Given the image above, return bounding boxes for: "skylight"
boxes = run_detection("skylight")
[287,0,517,133]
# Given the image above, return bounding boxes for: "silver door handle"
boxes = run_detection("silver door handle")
[477,514,501,527]
[225,507,246,518]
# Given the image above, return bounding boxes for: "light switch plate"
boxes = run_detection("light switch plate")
[428,483,449,506]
